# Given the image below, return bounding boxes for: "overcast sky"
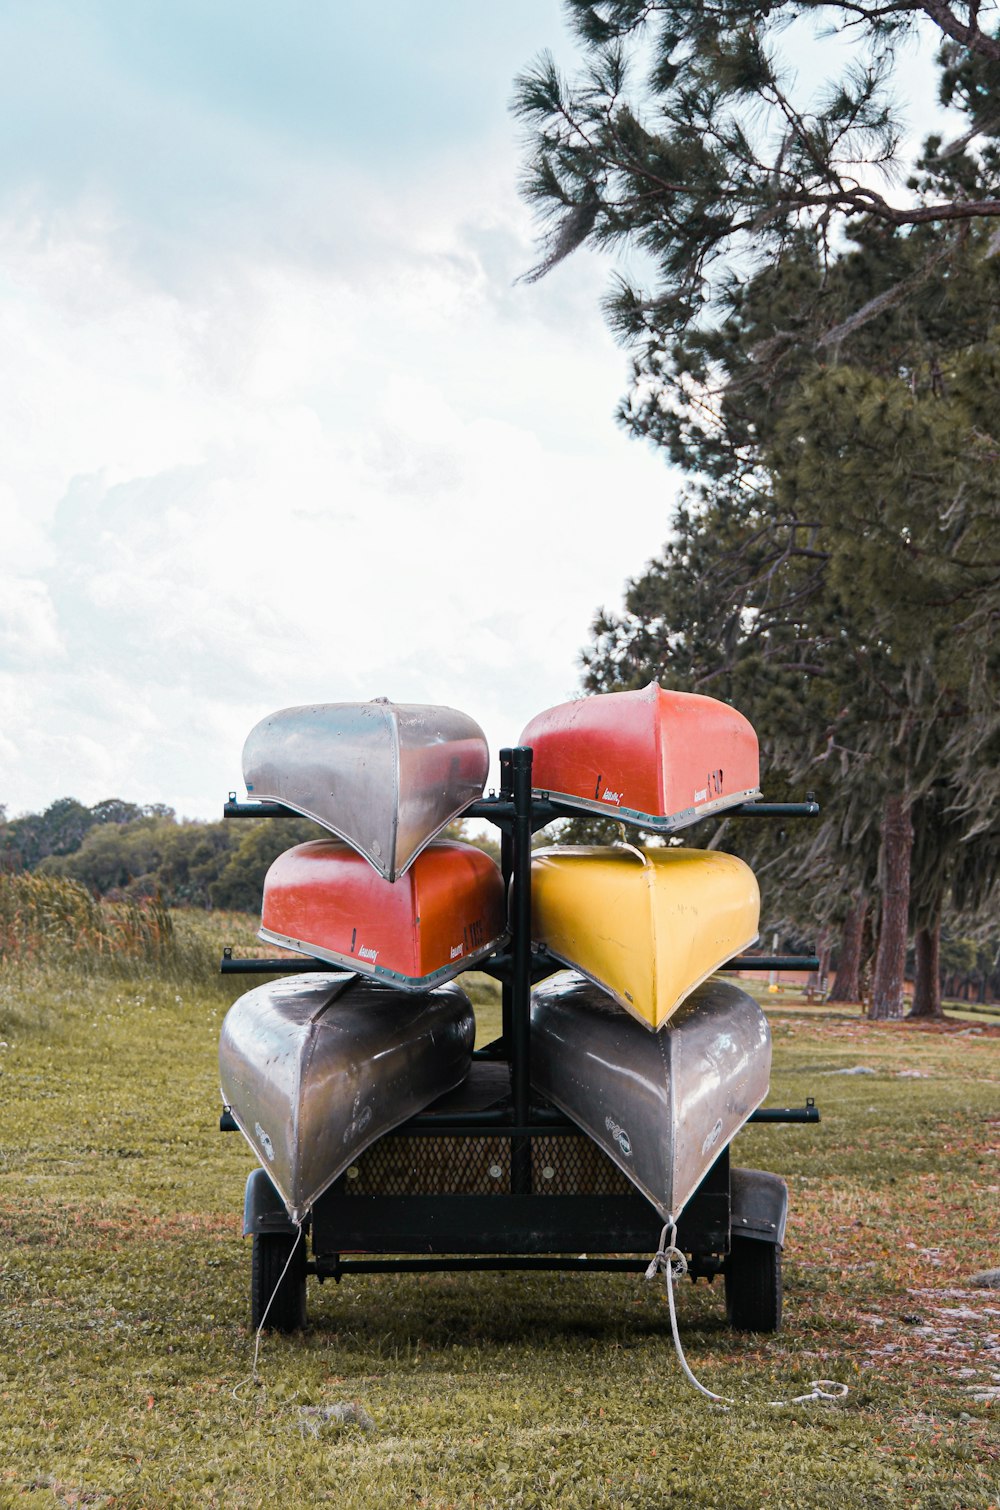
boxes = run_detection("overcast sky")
[1,3,947,821]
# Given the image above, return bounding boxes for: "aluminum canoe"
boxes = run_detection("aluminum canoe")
[531,845,760,1031]
[520,682,760,831]
[219,972,475,1223]
[530,971,771,1222]
[259,837,508,990]
[242,699,490,880]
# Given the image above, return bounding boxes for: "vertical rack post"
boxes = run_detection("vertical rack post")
[498,748,514,1055]
[509,745,533,1193]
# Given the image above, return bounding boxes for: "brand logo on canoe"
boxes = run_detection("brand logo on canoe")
[605,1116,632,1158]
[343,1106,373,1143]
[696,769,725,805]
[450,943,464,960]
[254,1122,275,1161]
[358,945,378,962]
[601,788,622,805]
[701,1118,724,1156]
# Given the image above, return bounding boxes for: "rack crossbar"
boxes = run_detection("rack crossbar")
[221,951,822,976]
[223,795,821,824]
[315,1256,650,1277]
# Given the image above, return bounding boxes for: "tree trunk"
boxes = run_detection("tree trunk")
[870,793,913,1020]
[909,919,943,1019]
[806,928,831,995]
[829,894,867,1003]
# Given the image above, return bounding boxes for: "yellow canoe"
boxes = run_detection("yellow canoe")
[530,845,760,1032]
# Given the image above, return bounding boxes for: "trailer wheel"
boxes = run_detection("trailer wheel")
[725,1237,782,1333]
[251,1230,307,1332]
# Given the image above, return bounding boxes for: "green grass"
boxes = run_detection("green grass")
[0,917,997,1508]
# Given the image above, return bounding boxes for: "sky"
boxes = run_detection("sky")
[0,2,950,822]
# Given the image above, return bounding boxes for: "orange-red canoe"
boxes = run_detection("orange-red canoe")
[259,838,508,990]
[519,681,760,832]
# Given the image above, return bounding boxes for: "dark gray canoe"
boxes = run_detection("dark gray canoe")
[530,972,771,1223]
[220,972,475,1223]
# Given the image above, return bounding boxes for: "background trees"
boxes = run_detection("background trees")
[515,0,1000,1014]
[0,801,501,917]
[0,798,314,912]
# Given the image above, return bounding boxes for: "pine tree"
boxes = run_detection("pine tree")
[515,1,1000,344]
[515,6,1000,1015]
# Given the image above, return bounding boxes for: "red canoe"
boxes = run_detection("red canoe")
[519,682,760,831]
[259,838,508,990]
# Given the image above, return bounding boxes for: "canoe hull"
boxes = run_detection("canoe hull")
[530,971,771,1221]
[531,845,760,1030]
[259,838,507,989]
[219,972,476,1222]
[242,700,489,880]
[520,682,760,831]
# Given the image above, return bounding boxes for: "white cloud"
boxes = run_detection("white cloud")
[0,105,679,821]
[0,577,64,665]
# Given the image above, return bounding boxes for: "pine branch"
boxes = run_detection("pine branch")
[920,1,1000,63]
[816,242,952,347]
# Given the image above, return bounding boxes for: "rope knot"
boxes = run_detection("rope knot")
[644,1222,687,1282]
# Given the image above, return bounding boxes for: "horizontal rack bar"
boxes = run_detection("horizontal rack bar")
[725,800,819,819]
[221,952,326,974]
[315,1256,651,1277]
[385,1103,819,1133]
[223,795,520,822]
[727,955,820,971]
[221,950,821,976]
[388,1117,575,1135]
[224,798,295,818]
[748,1101,818,1124]
[223,795,821,824]
[221,1101,818,1133]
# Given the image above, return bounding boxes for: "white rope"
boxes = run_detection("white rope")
[645,1222,849,1410]
[232,1221,304,1399]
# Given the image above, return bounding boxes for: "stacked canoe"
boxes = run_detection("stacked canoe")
[220,680,773,1231]
[520,682,771,1221]
[221,699,502,1222]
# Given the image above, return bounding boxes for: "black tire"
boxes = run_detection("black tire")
[725,1236,782,1333]
[251,1230,307,1332]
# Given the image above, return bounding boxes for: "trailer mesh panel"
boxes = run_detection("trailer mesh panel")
[340,1132,635,1197]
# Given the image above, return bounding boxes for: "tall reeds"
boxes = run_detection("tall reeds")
[0,873,174,966]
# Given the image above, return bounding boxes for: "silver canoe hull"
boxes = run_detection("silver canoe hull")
[220,972,476,1222]
[530,972,771,1222]
[242,700,489,880]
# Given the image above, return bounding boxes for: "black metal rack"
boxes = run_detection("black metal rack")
[222,747,819,1313]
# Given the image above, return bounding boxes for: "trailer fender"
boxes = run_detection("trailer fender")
[243,1167,297,1237]
[730,1166,788,1246]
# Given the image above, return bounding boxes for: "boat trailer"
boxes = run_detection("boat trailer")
[221,746,820,1334]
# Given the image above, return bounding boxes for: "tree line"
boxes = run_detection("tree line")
[514,0,999,1018]
[0,797,317,914]
[0,797,501,920]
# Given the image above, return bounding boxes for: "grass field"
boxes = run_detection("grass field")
[1,915,997,1509]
